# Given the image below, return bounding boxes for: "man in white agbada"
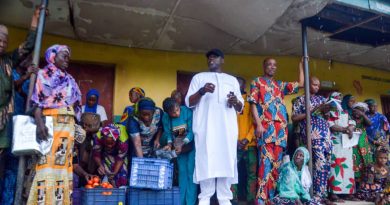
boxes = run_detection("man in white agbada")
[185,49,244,205]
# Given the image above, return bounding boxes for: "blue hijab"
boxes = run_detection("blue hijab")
[84,89,99,113]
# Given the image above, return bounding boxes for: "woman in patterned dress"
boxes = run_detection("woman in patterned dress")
[27,44,82,205]
[327,92,358,202]
[351,102,373,187]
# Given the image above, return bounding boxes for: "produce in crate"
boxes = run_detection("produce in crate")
[84,176,113,194]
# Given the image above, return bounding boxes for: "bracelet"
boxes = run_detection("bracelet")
[198,87,206,96]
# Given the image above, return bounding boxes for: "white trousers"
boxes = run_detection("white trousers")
[198,177,232,205]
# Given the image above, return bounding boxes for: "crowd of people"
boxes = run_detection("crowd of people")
[0,6,389,205]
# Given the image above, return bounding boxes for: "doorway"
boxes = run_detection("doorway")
[67,62,115,123]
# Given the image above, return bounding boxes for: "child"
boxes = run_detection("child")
[356,147,389,204]
[162,97,196,205]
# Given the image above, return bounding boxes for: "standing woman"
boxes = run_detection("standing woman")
[82,88,108,126]
[341,94,356,117]
[27,45,82,205]
[364,99,389,151]
[126,98,163,157]
[327,92,357,202]
[120,87,145,126]
[351,102,373,185]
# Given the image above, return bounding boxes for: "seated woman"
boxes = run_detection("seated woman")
[162,97,196,205]
[127,98,162,157]
[82,89,108,126]
[356,148,389,203]
[93,124,128,187]
[273,147,320,205]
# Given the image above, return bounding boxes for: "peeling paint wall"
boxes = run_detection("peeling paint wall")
[6,26,390,120]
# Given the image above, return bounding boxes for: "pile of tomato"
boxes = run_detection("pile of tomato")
[84,176,114,195]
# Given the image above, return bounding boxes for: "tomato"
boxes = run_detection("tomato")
[85,185,93,189]
[92,176,100,183]
[87,180,93,185]
[93,183,100,187]
[101,182,109,188]
[106,184,113,189]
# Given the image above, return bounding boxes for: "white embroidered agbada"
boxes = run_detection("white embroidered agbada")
[185,72,243,184]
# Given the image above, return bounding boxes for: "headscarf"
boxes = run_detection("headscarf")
[101,124,120,141]
[45,44,70,64]
[364,99,376,106]
[130,87,145,98]
[292,147,312,192]
[352,102,369,112]
[342,94,354,116]
[136,97,156,113]
[84,89,99,113]
[327,92,343,119]
[31,45,81,118]
[0,25,8,37]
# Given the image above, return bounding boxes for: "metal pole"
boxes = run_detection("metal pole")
[301,23,312,195]
[15,1,48,204]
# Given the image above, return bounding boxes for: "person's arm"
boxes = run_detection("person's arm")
[112,126,128,175]
[153,128,162,148]
[92,136,105,175]
[73,164,93,181]
[127,118,144,157]
[188,83,215,107]
[162,113,173,145]
[291,97,305,122]
[132,136,143,157]
[298,57,305,88]
[362,113,372,126]
[251,103,265,138]
[184,108,194,143]
[98,105,108,126]
[33,107,48,140]
[11,6,46,65]
[330,125,345,133]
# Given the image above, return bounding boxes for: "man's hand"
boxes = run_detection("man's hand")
[237,139,249,150]
[203,83,215,93]
[255,124,265,139]
[227,92,238,108]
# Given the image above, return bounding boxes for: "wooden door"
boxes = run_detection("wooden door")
[380,95,390,116]
[67,62,115,123]
[176,71,197,104]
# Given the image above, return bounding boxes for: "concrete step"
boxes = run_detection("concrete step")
[335,200,374,205]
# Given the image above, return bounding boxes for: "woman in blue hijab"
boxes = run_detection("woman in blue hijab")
[82,88,108,125]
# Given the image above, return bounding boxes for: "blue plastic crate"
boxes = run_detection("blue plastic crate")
[130,157,173,190]
[128,187,180,205]
[81,188,126,205]
[72,188,81,205]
